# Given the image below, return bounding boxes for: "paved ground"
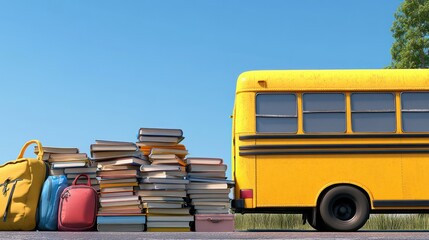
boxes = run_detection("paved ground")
[1,231,429,239]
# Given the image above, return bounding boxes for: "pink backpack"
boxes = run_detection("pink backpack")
[58,174,98,231]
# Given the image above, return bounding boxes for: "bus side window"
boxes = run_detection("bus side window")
[302,93,346,133]
[351,93,396,133]
[401,92,429,132]
[255,93,297,133]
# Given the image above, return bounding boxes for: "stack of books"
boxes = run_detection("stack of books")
[186,157,233,214]
[34,145,91,176]
[91,140,149,232]
[137,127,193,232]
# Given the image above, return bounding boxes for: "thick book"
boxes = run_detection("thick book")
[147,215,193,222]
[137,190,187,197]
[142,202,183,209]
[187,182,228,190]
[98,205,142,212]
[99,200,141,207]
[138,135,184,143]
[64,167,97,174]
[99,182,139,189]
[96,157,150,166]
[151,158,186,166]
[99,178,138,184]
[100,186,136,193]
[187,164,227,172]
[145,207,190,215]
[146,227,190,232]
[185,157,223,165]
[140,196,185,202]
[187,172,226,179]
[189,193,230,199]
[97,215,146,224]
[186,189,231,194]
[97,224,144,232]
[139,183,187,190]
[138,127,183,137]
[100,191,134,198]
[141,171,187,178]
[99,195,140,203]
[35,146,79,154]
[146,221,190,228]
[51,161,87,169]
[188,177,235,184]
[150,148,188,156]
[48,153,88,162]
[92,151,142,159]
[141,178,189,184]
[140,165,185,172]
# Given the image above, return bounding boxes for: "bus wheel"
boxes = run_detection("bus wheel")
[319,186,369,231]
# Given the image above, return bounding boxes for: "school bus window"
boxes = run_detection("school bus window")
[401,92,429,132]
[302,93,346,133]
[351,93,396,133]
[255,93,297,133]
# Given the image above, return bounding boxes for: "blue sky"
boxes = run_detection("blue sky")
[0,0,402,178]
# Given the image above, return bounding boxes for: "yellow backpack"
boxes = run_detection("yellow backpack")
[0,140,47,230]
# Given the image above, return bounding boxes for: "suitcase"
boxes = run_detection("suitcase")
[58,174,98,231]
[37,175,68,230]
[0,140,47,230]
[194,214,235,232]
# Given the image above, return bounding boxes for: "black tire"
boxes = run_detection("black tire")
[319,186,369,231]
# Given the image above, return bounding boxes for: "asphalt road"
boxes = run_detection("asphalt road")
[1,231,429,239]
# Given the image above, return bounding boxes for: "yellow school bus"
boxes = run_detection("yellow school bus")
[231,69,429,231]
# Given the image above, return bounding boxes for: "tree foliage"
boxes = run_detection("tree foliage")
[390,0,429,68]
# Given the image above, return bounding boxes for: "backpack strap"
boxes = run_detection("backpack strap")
[1,178,22,222]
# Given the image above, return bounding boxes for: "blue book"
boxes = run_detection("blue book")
[97,216,146,224]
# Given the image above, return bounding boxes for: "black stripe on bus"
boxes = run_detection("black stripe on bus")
[239,143,429,151]
[239,149,429,156]
[373,200,429,208]
[239,134,429,140]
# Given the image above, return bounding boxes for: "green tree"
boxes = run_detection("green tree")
[390,0,429,68]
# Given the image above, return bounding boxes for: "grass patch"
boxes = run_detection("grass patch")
[235,213,429,231]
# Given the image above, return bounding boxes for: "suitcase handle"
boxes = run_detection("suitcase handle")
[72,174,91,186]
[17,140,44,161]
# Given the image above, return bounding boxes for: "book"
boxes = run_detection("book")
[99,178,138,184]
[187,177,235,184]
[66,173,97,179]
[98,205,142,212]
[186,189,231,194]
[146,221,190,228]
[187,164,227,172]
[146,227,190,232]
[97,224,144,232]
[187,172,226,178]
[97,215,146,224]
[194,209,230,214]
[138,135,184,143]
[140,165,185,172]
[150,148,188,157]
[145,207,190,215]
[100,186,136,193]
[137,190,187,197]
[139,183,187,190]
[142,202,183,209]
[95,140,137,145]
[91,143,138,152]
[92,151,143,159]
[51,161,87,169]
[35,146,79,154]
[100,191,135,198]
[99,200,141,207]
[99,165,141,171]
[139,196,185,202]
[188,193,230,199]
[97,169,138,176]
[99,182,139,189]
[141,171,187,178]
[96,157,150,166]
[64,167,97,174]
[185,157,223,165]
[138,127,183,137]
[187,182,228,190]
[48,153,89,162]
[99,195,140,203]
[147,215,193,222]
[191,200,230,206]
[141,178,189,184]
[150,158,186,166]
[67,178,99,185]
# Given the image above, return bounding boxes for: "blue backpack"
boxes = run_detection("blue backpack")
[37,175,68,230]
